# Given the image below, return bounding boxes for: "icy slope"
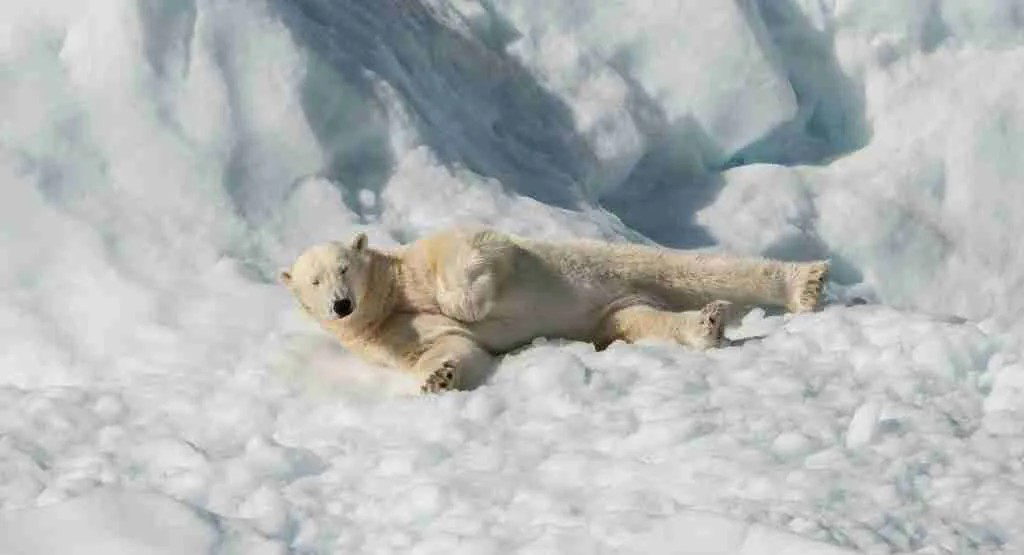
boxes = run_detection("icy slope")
[2,0,1024,553]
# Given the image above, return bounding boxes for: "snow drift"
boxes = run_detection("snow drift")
[1,0,1024,553]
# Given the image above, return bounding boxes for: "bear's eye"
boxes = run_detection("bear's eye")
[339,266,348,275]
[311,278,321,286]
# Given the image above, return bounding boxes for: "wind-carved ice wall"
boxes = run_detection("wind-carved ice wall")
[2,0,1023,343]
[421,0,1024,326]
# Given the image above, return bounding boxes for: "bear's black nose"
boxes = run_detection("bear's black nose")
[333,298,353,317]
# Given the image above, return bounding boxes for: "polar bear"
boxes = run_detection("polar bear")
[280,228,828,393]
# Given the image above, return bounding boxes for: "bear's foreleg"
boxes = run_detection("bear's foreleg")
[435,270,498,323]
[433,230,517,323]
[415,334,494,394]
[595,301,731,351]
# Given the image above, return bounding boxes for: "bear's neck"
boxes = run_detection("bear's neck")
[328,249,436,342]
[348,250,403,330]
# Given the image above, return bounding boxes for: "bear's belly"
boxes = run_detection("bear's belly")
[464,287,607,353]
[467,312,597,353]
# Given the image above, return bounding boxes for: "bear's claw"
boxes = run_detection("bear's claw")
[421,362,457,394]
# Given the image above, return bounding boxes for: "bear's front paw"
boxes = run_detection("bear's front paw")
[420,361,457,394]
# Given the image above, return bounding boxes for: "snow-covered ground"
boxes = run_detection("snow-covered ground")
[2,1,1024,553]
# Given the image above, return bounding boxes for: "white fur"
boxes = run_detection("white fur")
[282,228,828,393]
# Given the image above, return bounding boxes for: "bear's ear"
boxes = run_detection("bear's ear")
[350,232,368,252]
[279,270,292,286]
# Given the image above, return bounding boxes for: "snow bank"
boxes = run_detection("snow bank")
[698,46,1024,325]
[0,307,1017,553]
[2,0,1024,553]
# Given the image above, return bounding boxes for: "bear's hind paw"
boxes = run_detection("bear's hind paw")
[696,300,730,350]
[789,261,829,313]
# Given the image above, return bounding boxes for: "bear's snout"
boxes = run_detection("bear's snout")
[333,298,354,318]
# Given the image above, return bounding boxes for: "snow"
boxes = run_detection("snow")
[0,490,221,555]
[2,0,1024,553]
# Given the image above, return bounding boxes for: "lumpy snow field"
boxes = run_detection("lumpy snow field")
[2,1,1024,553]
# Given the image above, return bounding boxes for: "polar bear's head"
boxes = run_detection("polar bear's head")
[280,233,372,322]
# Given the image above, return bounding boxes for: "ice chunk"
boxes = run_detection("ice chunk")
[845,401,881,448]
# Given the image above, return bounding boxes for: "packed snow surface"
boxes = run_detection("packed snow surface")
[2,0,1024,553]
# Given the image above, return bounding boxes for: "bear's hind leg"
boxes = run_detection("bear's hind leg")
[696,301,731,348]
[415,335,495,394]
[787,261,829,313]
[655,254,828,314]
[596,301,730,351]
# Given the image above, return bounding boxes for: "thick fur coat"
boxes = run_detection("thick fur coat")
[281,228,828,393]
